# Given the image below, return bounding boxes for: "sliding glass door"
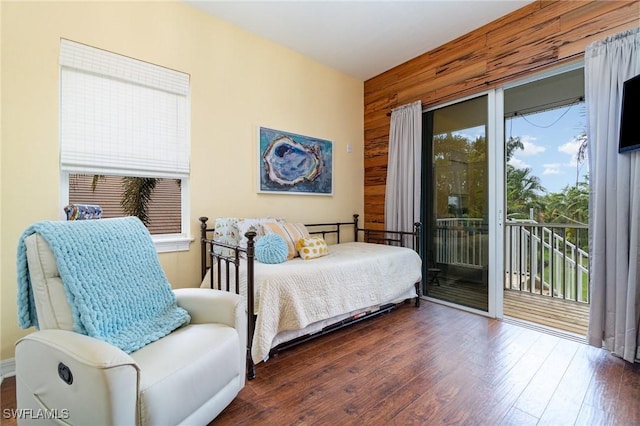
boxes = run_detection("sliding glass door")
[423,94,497,313]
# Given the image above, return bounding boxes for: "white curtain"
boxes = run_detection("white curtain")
[585,27,640,362]
[385,101,422,239]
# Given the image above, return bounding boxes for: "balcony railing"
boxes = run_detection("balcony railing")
[435,218,487,268]
[505,220,589,304]
[434,218,590,304]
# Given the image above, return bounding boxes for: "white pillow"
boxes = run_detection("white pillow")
[212,217,240,257]
[236,217,283,248]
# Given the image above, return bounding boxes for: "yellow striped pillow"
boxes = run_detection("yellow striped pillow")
[296,236,329,260]
[262,222,310,259]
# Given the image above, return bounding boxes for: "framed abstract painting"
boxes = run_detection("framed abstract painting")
[257,127,333,195]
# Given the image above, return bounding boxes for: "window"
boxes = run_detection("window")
[59,39,191,252]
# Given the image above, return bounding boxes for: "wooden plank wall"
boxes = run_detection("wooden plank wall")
[363,0,639,229]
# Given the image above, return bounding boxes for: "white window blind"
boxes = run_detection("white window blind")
[60,39,190,178]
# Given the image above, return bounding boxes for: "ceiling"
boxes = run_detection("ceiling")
[184,0,535,81]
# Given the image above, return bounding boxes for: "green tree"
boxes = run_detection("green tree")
[433,132,470,218]
[466,135,487,218]
[121,177,157,226]
[506,136,524,162]
[574,131,588,186]
[506,136,546,220]
[541,176,589,245]
[507,166,546,218]
[433,132,487,219]
[564,180,589,224]
[91,176,180,227]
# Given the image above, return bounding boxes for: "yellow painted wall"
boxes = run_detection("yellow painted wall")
[0,1,363,362]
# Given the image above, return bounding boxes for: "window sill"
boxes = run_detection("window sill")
[152,234,193,253]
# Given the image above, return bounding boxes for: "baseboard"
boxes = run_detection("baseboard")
[1,358,16,379]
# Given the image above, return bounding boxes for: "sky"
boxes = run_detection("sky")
[506,102,588,195]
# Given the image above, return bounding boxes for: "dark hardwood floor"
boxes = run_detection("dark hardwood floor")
[3,301,640,425]
[1,375,17,426]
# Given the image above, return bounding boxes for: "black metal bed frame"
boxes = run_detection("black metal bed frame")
[199,214,421,380]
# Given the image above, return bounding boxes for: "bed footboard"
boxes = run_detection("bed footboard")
[199,217,257,379]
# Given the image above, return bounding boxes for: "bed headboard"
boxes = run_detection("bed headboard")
[199,214,422,280]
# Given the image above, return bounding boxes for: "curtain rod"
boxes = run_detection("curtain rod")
[384,52,584,117]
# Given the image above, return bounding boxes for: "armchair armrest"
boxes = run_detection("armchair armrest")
[15,329,139,425]
[174,288,248,375]
[174,288,246,329]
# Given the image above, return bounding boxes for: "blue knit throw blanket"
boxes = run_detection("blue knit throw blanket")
[17,217,190,353]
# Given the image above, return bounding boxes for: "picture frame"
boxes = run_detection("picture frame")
[258,126,333,195]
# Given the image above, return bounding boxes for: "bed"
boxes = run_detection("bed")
[199,214,422,379]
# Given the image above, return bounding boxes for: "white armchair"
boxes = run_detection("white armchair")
[15,225,246,425]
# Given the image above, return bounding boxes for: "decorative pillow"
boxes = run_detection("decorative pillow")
[213,217,240,257]
[64,204,102,221]
[255,234,288,264]
[236,217,282,249]
[262,222,310,259]
[296,236,329,260]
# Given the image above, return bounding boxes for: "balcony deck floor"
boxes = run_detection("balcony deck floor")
[425,278,488,312]
[504,289,589,336]
[425,279,590,336]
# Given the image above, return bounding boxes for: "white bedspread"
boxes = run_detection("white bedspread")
[202,242,422,363]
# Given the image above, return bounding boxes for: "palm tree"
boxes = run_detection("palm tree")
[506,136,546,219]
[575,131,588,186]
[541,177,589,225]
[506,136,524,162]
[507,166,546,218]
[120,177,157,226]
[90,176,179,227]
[540,177,589,248]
